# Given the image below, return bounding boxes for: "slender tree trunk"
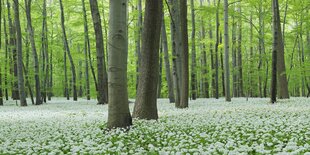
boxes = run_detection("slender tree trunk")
[271,0,280,103]
[214,0,220,98]
[25,0,42,105]
[190,0,197,100]
[232,14,238,97]
[161,16,175,103]
[237,6,243,97]
[13,0,27,106]
[157,43,163,98]
[59,0,77,101]
[22,62,34,105]
[133,0,163,119]
[135,0,142,92]
[207,0,216,99]
[48,11,54,100]
[179,0,189,108]
[81,0,91,100]
[63,47,69,99]
[41,0,49,103]
[0,0,3,105]
[2,0,8,100]
[200,0,209,98]
[107,0,132,129]
[223,0,231,102]
[249,12,254,97]
[7,0,19,100]
[89,0,108,104]
[220,37,225,97]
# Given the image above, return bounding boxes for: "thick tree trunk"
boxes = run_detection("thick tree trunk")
[223,0,231,102]
[161,17,175,103]
[13,0,27,106]
[275,0,289,99]
[25,0,42,105]
[59,0,77,101]
[89,0,108,104]
[190,0,197,100]
[179,0,189,108]
[107,0,132,129]
[133,0,163,119]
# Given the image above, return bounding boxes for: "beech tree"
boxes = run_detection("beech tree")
[133,0,163,119]
[107,0,132,129]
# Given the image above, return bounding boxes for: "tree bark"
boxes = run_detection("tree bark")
[200,0,209,98]
[2,0,8,100]
[169,0,181,107]
[133,0,163,119]
[161,16,175,103]
[223,0,231,102]
[25,0,42,105]
[7,0,19,100]
[135,0,142,93]
[13,0,27,106]
[179,0,189,108]
[89,0,108,104]
[271,0,279,103]
[41,0,49,103]
[157,43,163,98]
[81,0,90,100]
[107,0,132,129]
[237,6,243,97]
[59,0,77,101]
[275,0,289,99]
[190,0,197,100]
[214,0,220,99]
[0,0,3,105]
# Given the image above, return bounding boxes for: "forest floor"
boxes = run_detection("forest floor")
[0,97,309,154]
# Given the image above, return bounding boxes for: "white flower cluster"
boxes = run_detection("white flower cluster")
[0,97,309,154]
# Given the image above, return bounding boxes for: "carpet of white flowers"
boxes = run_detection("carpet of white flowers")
[0,97,309,154]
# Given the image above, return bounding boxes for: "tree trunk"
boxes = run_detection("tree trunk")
[107,0,132,129]
[190,0,197,100]
[214,0,220,99]
[275,0,289,99]
[157,42,163,98]
[2,0,8,100]
[89,0,108,104]
[59,0,77,101]
[271,0,279,103]
[25,0,42,105]
[7,0,19,100]
[231,9,238,97]
[237,6,243,97]
[0,0,3,105]
[179,0,189,108]
[223,0,231,102]
[170,0,182,107]
[133,0,163,119]
[135,0,142,93]
[81,0,92,100]
[200,0,209,98]
[13,0,27,106]
[161,16,175,103]
[41,0,49,103]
